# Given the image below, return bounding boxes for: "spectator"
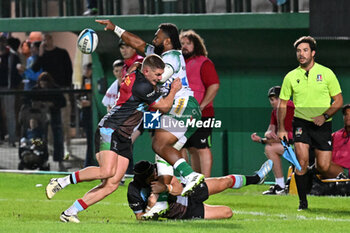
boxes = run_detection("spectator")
[83,0,98,16]
[32,72,66,171]
[32,33,72,88]
[179,30,220,178]
[32,33,73,160]
[251,86,295,194]
[6,37,23,147]
[329,104,350,177]
[0,37,9,143]
[23,41,43,90]
[79,63,94,167]
[277,36,343,210]
[102,59,124,111]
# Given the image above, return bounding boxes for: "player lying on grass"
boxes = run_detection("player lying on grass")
[45,54,182,223]
[127,159,273,220]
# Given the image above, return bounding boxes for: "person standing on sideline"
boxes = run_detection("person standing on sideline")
[251,86,294,195]
[277,36,343,210]
[79,63,94,167]
[32,33,73,162]
[179,30,220,178]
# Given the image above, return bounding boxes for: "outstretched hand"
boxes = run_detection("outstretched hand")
[251,133,261,143]
[95,19,115,31]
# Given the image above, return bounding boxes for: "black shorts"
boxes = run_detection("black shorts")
[183,182,209,219]
[95,127,133,160]
[293,117,332,151]
[184,117,213,149]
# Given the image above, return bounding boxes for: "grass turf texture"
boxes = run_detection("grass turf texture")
[1,173,349,233]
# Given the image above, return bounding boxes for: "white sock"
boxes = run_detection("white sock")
[275,177,285,188]
[173,158,186,170]
[64,204,79,216]
[57,175,71,189]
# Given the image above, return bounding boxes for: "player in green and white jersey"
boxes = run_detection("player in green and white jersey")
[96,19,204,219]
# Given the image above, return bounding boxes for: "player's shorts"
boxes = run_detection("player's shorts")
[183,182,209,219]
[293,117,332,151]
[95,127,133,160]
[155,154,174,176]
[184,117,213,149]
[161,95,201,141]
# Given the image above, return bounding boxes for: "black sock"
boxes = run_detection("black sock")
[246,175,260,185]
[295,173,309,202]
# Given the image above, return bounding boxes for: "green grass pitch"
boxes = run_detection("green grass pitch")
[1,173,349,233]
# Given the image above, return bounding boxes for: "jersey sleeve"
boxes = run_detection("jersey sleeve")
[279,73,292,101]
[127,183,146,214]
[327,69,342,97]
[200,60,220,88]
[162,51,181,73]
[144,44,155,56]
[133,80,161,105]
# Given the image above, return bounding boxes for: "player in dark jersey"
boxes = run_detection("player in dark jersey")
[45,54,182,223]
[128,159,273,220]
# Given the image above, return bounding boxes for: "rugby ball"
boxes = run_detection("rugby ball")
[77,28,98,54]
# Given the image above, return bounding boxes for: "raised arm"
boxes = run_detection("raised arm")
[96,19,147,56]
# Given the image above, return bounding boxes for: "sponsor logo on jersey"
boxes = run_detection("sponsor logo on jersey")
[124,76,131,86]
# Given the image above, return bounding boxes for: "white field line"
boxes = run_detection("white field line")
[0,198,129,206]
[234,210,350,222]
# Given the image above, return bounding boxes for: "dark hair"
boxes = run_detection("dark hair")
[133,160,155,186]
[342,104,350,115]
[294,36,317,51]
[268,86,281,98]
[180,30,208,57]
[7,37,21,51]
[158,23,181,50]
[112,59,124,68]
[118,38,126,47]
[142,54,165,70]
[38,72,57,88]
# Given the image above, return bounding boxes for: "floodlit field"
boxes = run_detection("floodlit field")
[1,173,349,233]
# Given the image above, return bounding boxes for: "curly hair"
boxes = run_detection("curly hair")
[180,30,208,57]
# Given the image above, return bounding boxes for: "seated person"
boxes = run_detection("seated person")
[251,86,294,195]
[327,104,350,178]
[127,159,273,220]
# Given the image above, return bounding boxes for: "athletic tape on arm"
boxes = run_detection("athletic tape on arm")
[160,64,174,83]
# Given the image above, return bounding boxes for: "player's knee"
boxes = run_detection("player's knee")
[264,144,273,156]
[152,142,164,155]
[223,207,233,219]
[100,168,115,179]
[317,161,330,174]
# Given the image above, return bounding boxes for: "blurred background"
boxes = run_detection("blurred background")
[0,0,349,181]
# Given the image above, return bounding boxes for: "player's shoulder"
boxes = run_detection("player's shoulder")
[313,62,335,75]
[162,49,182,58]
[132,70,154,93]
